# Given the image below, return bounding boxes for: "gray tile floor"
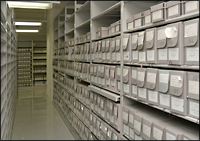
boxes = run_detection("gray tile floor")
[11,86,75,140]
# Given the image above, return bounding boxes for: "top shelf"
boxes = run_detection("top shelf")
[92,2,121,20]
[124,11,199,33]
[75,1,90,14]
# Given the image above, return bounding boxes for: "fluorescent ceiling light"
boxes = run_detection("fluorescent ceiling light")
[15,22,42,26]
[7,1,52,9]
[16,30,39,33]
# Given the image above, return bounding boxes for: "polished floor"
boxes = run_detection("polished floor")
[11,86,75,140]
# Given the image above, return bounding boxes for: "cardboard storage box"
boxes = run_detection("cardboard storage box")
[123,66,131,96]
[146,68,159,106]
[131,67,138,98]
[133,13,143,28]
[170,70,188,116]
[143,9,151,25]
[184,18,199,66]
[150,2,167,23]
[166,1,182,19]
[182,1,199,15]
[131,32,139,63]
[127,17,134,30]
[137,68,147,102]
[187,72,199,119]
[158,69,171,110]
[123,34,132,63]
[145,28,157,64]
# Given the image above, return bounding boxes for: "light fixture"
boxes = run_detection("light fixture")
[15,22,42,26]
[16,30,39,33]
[7,1,52,9]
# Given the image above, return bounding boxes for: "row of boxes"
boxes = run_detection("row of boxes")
[74,62,90,82]
[17,53,31,56]
[74,83,90,108]
[59,38,75,48]
[18,48,32,52]
[127,1,199,30]
[74,43,90,62]
[90,91,120,131]
[122,102,199,140]
[90,64,121,92]
[96,20,121,39]
[53,92,94,140]
[122,66,199,119]
[91,35,121,63]
[18,68,31,71]
[76,32,91,44]
[124,18,199,66]
[89,111,120,140]
[18,60,31,63]
[33,48,46,53]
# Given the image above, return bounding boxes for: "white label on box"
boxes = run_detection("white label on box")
[148,90,158,103]
[123,111,128,121]
[170,75,182,88]
[134,120,141,132]
[116,52,121,61]
[152,10,162,20]
[171,96,184,112]
[143,124,151,137]
[165,27,178,38]
[124,83,129,93]
[139,52,146,62]
[124,51,129,60]
[111,79,115,87]
[116,25,120,32]
[185,23,197,37]
[128,22,133,30]
[185,1,198,13]
[112,52,116,60]
[102,78,105,85]
[147,72,156,83]
[159,73,169,83]
[129,114,134,124]
[158,49,167,60]
[166,132,176,140]
[189,100,199,118]
[123,124,129,135]
[168,5,179,17]
[132,85,137,95]
[146,30,154,41]
[147,50,155,61]
[169,48,179,61]
[186,47,199,61]
[117,81,121,90]
[157,29,166,40]
[102,41,105,47]
[132,70,137,79]
[153,127,162,140]
[145,15,151,24]
[137,71,145,81]
[159,93,170,107]
[110,69,115,78]
[116,39,120,46]
[130,128,135,139]
[138,88,146,99]
[189,81,199,95]
[135,134,142,140]
[102,53,106,59]
[135,19,141,27]
[113,133,118,140]
[132,34,138,44]
[106,53,110,60]
[132,51,138,60]
[101,99,104,109]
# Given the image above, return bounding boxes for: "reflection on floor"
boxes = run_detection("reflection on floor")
[11,86,75,140]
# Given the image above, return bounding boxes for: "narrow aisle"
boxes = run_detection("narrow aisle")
[11,86,75,140]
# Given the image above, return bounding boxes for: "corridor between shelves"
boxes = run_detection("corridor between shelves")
[11,86,75,140]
